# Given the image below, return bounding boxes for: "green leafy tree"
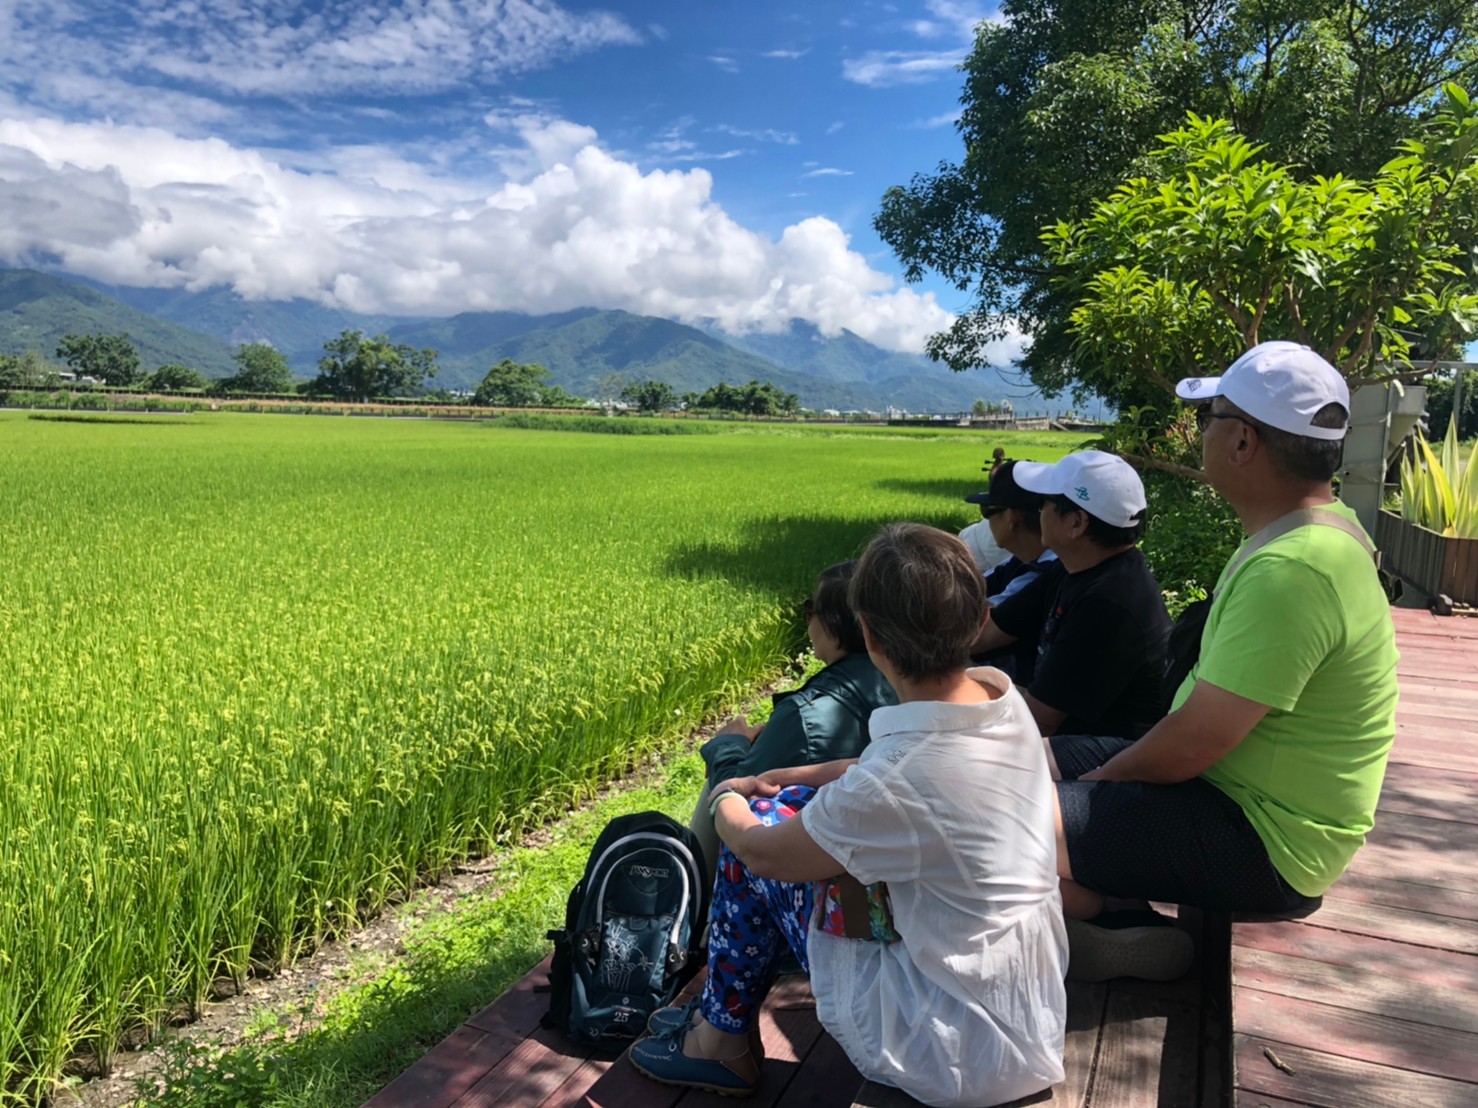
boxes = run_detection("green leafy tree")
[0,350,61,389]
[146,364,209,392]
[1045,89,1478,419]
[1427,366,1478,438]
[877,0,1478,396]
[315,331,438,402]
[538,383,585,408]
[221,344,296,394]
[620,379,678,412]
[473,359,552,407]
[55,332,142,386]
[693,379,799,416]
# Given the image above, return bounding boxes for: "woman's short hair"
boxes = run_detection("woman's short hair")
[848,523,986,681]
[812,560,867,655]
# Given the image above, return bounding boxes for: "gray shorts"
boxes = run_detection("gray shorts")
[1052,735,1318,915]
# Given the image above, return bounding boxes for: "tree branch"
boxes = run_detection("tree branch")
[1115,452,1210,485]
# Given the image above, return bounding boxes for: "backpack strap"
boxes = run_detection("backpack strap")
[1221,507,1375,589]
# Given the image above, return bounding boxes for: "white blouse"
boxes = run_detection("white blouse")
[801,669,1069,1108]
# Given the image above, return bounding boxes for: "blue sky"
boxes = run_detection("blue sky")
[0,1,1023,358]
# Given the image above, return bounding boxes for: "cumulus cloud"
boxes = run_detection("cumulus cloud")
[0,112,953,353]
[0,0,643,104]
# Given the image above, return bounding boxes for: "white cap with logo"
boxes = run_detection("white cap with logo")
[1011,450,1147,528]
[1175,341,1350,441]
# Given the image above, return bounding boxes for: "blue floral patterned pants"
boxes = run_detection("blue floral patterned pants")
[700,785,816,1033]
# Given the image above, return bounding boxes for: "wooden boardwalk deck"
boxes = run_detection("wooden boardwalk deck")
[366,607,1475,1108]
[1229,606,1478,1108]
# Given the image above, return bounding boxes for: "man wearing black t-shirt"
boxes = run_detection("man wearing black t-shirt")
[973,451,1170,740]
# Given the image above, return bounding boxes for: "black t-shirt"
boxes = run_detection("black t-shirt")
[992,549,1170,739]
[983,560,1064,683]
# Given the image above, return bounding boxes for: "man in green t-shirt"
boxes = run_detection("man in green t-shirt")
[1047,342,1399,983]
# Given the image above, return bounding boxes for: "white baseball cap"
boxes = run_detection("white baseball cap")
[1011,450,1147,528]
[1175,342,1350,441]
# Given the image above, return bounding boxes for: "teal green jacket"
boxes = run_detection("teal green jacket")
[701,652,898,787]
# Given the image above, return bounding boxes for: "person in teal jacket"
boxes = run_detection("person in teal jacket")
[688,561,898,876]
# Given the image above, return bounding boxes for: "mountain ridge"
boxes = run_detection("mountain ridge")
[0,268,1021,411]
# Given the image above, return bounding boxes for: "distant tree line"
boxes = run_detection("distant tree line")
[681,380,799,416]
[16,330,807,419]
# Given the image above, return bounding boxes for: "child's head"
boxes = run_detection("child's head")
[848,523,986,681]
[810,561,867,655]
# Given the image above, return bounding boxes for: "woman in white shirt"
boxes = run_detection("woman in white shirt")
[629,523,1068,1107]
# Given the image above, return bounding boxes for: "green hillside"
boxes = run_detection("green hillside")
[0,269,237,377]
[91,283,402,372]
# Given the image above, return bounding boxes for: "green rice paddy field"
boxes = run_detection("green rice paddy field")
[0,411,1086,1102]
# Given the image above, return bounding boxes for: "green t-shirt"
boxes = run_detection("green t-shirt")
[1171,502,1399,896]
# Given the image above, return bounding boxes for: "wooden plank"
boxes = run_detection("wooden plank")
[465,955,552,1038]
[1324,868,1478,921]
[1354,813,1478,890]
[451,1025,594,1107]
[1089,994,1199,1108]
[1394,710,1478,735]
[363,1025,527,1108]
[1232,920,1478,991]
[1232,947,1478,1034]
[1233,1035,1478,1108]
[1376,762,1478,820]
[1233,986,1478,1084]
[1302,895,1478,953]
[771,1032,866,1108]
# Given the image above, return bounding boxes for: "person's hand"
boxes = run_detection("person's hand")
[711,775,780,800]
[1078,767,1107,782]
[715,715,763,742]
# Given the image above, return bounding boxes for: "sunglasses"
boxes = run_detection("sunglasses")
[1196,407,1255,433]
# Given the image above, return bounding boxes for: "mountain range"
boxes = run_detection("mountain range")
[0,267,1024,411]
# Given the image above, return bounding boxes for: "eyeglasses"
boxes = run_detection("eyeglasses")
[1196,407,1256,433]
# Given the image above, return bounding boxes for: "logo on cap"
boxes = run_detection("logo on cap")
[1074,486,1090,501]
[1184,378,1204,393]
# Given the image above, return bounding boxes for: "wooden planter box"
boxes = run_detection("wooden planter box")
[1376,509,1478,605]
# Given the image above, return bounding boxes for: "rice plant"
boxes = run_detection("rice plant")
[0,413,1058,1102]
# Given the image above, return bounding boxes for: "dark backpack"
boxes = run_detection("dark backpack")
[541,811,708,1048]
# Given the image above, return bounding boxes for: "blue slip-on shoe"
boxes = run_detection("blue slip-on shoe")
[628,1023,760,1098]
[646,996,702,1036]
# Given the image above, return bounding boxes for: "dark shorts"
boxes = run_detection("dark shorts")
[1052,735,1318,915]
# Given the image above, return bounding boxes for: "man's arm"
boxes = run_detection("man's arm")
[1081,680,1270,783]
[1022,690,1067,737]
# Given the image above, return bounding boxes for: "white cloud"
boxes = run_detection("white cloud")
[763,49,809,60]
[844,0,999,87]
[916,110,961,129]
[801,167,854,179]
[0,1,643,105]
[708,55,740,74]
[844,51,963,87]
[0,111,953,353]
[714,125,799,146]
[826,121,846,135]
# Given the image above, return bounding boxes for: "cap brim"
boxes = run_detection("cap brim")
[963,492,990,505]
[1010,460,1061,496]
[1175,376,1223,401]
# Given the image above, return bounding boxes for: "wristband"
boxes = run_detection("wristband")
[709,789,747,819]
